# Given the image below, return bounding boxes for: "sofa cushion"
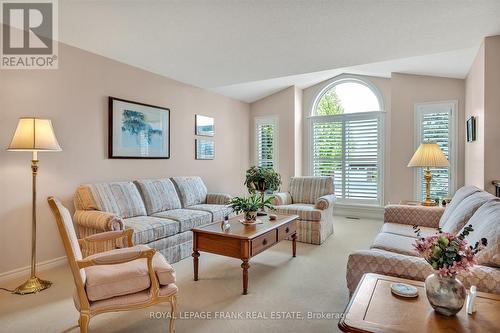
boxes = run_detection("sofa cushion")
[289,176,334,204]
[171,176,208,207]
[134,178,182,215]
[76,182,147,218]
[152,209,212,232]
[440,191,497,235]
[85,245,175,302]
[371,232,419,257]
[458,200,500,268]
[124,216,179,244]
[381,223,438,239]
[188,204,232,222]
[439,185,481,228]
[274,204,322,221]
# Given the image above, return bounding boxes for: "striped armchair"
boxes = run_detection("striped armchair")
[272,177,335,245]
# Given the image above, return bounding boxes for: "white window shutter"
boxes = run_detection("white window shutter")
[255,116,278,169]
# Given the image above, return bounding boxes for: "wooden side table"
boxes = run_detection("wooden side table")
[339,273,500,333]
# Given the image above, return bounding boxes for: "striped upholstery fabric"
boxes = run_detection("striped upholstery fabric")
[74,210,124,233]
[134,178,182,215]
[146,231,193,264]
[293,217,333,245]
[289,177,334,204]
[206,193,232,205]
[275,204,322,221]
[171,177,208,207]
[152,209,212,232]
[188,204,233,222]
[314,194,336,210]
[272,192,292,206]
[75,182,147,218]
[440,191,497,235]
[123,216,180,245]
[439,185,480,227]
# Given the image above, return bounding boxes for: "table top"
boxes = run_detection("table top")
[191,213,298,240]
[339,273,500,333]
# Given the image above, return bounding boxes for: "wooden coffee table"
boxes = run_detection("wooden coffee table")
[339,273,500,333]
[191,213,299,295]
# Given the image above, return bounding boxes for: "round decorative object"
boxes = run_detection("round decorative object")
[390,283,418,298]
[269,214,277,220]
[425,273,466,316]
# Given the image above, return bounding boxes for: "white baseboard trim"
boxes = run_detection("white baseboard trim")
[333,204,384,220]
[0,256,67,284]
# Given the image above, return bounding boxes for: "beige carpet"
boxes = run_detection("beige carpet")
[0,216,382,333]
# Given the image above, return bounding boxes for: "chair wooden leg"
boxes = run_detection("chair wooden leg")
[169,295,177,333]
[79,313,90,333]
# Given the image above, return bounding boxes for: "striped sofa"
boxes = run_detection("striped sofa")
[272,176,335,245]
[73,176,232,263]
[346,186,500,296]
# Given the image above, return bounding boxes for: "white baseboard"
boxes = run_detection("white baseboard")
[0,256,67,284]
[333,204,384,220]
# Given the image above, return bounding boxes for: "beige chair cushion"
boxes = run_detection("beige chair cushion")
[440,191,497,235]
[75,284,178,311]
[289,176,334,204]
[458,200,500,268]
[275,204,322,221]
[371,232,419,257]
[381,223,438,239]
[85,245,175,302]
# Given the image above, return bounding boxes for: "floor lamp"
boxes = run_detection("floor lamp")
[408,142,449,206]
[8,118,61,294]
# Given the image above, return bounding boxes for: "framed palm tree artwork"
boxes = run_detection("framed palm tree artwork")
[109,97,170,159]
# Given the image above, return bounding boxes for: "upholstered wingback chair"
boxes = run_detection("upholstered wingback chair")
[48,197,178,333]
[272,177,335,244]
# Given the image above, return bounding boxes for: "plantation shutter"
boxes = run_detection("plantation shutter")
[312,113,382,204]
[255,117,277,169]
[417,108,452,200]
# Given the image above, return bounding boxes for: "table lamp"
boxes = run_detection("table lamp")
[7,118,61,294]
[407,142,449,206]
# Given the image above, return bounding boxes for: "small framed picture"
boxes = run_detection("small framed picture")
[466,116,476,142]
[195,115,215,136]
[195,139,215,160]
[109,97,170,159]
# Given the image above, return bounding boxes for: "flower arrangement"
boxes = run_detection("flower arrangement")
[413,225,487,277]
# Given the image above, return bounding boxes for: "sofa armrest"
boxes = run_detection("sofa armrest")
[384,204,444,228]
[346,249,500,296]
[206,193,232,205]
[74,210,124,232]
[314,194,336,210]
[272,192,292,206]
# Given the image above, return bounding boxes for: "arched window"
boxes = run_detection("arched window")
[310,76,384,205]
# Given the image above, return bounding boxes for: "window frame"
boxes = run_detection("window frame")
[254,115,279,170]
[414,100,458,201]
[308,75,385,206]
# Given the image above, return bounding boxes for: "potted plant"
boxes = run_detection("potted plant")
[229,194,275,224]
[244,166,281,215]
[413,225,487,316]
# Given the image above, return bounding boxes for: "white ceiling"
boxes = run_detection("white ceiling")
[59,1,500,103]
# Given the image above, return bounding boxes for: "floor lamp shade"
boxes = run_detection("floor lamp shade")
[8,118,61,152]
[7,117,61,295]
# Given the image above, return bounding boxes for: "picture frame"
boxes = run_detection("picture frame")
[195,115,215,136]
[466,116,476,142]
[195,139,215,160]
[108,97,170,159]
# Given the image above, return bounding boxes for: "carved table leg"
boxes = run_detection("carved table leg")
[241,259,250,295]
[292,233,297,257]
[192,250,200,281]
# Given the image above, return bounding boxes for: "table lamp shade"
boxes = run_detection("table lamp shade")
[8,118,61,151]
[407,142,449,168]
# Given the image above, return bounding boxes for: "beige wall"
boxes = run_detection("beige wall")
[0,43,250,274]
[389,73,465,203]
[465,43,485,188]
[484,36,500,193]
[249,86,302,190]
